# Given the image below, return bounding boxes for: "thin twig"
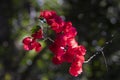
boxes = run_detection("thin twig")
[101,51,108,71]
[84,32,120,64]
[84,52,99,63]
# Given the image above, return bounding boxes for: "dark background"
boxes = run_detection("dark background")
[0,0,120,80]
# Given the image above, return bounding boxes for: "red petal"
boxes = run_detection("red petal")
[35,42,42,52]
[67,38,78,48]
[63,48,75,63]
[79,45,86,55]
[69,65,82,77]
[24,44,33,50]
[52,56,63,65]
[69,61,83,77]
[31,29,43,39]
[22,37,32,44]
[40,10,57,19]
[75,55,85,63]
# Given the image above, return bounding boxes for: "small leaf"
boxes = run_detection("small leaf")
[31,25,41,33]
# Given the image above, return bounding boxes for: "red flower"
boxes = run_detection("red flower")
[75,46,86,56]
[50,16,64,33]
[31,29,43,39]
[39,10,57,20]
[63,47,76,63]
[34,42,42,52]
[67,38,78,48]
[64,27,77,38]
[49,43,65,56]
[23,37,34,50]
[40,10,65,33]
[52,55,64,64]
[22,37,42,52]
[69,61,83,77]
[54,34,67,47]
[22,10,87,77]
[63,22,72,32]
[76,45,86,56]
[69,55,85,77]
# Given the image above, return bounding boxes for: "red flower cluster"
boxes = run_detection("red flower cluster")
[22,10,86,77]
[40,10,86,77]
[40,10,64,33]
[22,29,42,52]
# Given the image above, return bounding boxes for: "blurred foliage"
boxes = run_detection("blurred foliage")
[0,0,120,80]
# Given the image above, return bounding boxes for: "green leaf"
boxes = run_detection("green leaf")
[31,25,41,33]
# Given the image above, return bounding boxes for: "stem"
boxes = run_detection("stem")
[47,37,54,43]
[84,32,120,63]
[84,52,99,63]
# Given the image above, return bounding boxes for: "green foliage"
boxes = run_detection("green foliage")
[31,25,41,33]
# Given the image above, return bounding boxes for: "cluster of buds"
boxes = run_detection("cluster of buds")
[22,29,42,52]
[22,10,86,77]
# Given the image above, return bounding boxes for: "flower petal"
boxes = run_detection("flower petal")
[35,42,42,52]
[22,37,32,44]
